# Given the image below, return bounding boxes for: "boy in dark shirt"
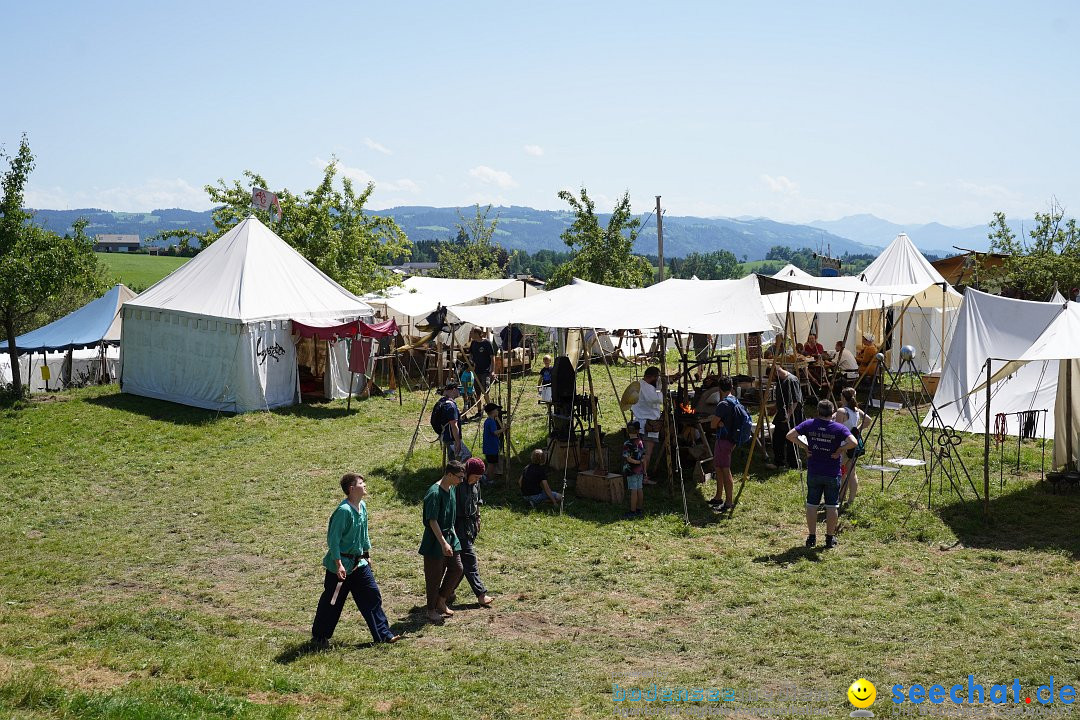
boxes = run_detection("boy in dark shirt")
[520,449,561,505]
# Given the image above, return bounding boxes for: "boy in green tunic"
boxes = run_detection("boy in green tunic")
[311,473,400,645]
[419,460,464,623]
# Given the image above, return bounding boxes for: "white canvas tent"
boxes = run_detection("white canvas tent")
[120,216,373,412]
[760,235,962,372]
[927,289,1065,447]
[447,275,772,335]
[860,233,962,373]
[364,276,541,345]
[978,297,1080,470]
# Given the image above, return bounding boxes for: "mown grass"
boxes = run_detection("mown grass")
[95,253,189,292]
[0,363,1077,719]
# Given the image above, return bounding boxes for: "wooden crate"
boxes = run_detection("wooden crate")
[575,470,626,505]
[549,440,580,470]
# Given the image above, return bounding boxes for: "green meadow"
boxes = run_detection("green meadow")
[95,253,189,292]
[0,364,1077,719]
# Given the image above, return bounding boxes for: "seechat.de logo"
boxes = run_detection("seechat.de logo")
[848,678,877,717]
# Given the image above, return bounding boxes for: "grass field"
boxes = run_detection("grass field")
[95,253,189,292]
[0,364,1077,719]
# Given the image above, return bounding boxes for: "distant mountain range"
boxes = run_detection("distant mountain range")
[806,214,1031,254]
[26,205,1025,261]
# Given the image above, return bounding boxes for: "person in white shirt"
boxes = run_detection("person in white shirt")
[630,366,664,485]
[832,340,859,388]
[834,387,871,505]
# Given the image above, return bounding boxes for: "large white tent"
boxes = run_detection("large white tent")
[927,289,1065,445]
[760,235,962,372]
[120,216,373,412]
[860,233,962,372]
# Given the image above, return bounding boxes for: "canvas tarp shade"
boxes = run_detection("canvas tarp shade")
[927,289,1065,448]
[120,216,373,412]
[290,317,398,341]
[447,274,772,334]
[1,284,135,354]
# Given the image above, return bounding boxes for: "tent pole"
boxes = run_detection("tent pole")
[594,328,629,428]
[940,282,947,373]
[659,327,676,492]
[984,357,991,518]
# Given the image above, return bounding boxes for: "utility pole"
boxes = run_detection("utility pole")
[656,195,664,283]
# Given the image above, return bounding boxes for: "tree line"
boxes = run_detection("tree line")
[5,131,1078,396]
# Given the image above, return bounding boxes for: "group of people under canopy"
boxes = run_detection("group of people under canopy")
[761,329,881,396]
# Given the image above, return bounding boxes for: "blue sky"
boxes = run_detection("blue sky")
[3,1,1078,226]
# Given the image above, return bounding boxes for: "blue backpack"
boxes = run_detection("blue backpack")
[720,396,755,446]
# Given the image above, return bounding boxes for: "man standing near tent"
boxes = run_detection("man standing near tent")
[311,473,400,646]
[468,329,495,395]
[631,366,664,485]
[434,380,466,461]
[786,400,858,549]
[768,367,803,470]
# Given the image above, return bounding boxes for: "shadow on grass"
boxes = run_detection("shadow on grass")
[85,390,225,425]
[937,481,1080,558]
[84,388,389,424]
[752,545,825,565]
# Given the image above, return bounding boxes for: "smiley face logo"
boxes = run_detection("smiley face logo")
[848,678,877,709]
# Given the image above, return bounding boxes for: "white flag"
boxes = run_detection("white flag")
[251,187,282,220]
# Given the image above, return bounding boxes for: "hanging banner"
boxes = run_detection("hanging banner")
[349,337,374,374]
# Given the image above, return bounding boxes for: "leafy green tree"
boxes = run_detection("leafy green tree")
[1,136,105,395]
[154,161,411,294]
[547,187,652,289]
[988,201,1080,298]
[432,204,508,279]
[670,249,740,280]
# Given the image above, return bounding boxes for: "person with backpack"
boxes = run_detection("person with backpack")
[708,376,750,511]
[432,380,465,461]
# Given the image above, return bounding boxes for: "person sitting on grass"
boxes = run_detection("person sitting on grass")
[622,420,645,519]
[311,473,400,646]
[786,399,858,549]
[520,449,562,506]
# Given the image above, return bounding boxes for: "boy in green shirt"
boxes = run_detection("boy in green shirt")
[419,460,465,623]
[311,473,400,645]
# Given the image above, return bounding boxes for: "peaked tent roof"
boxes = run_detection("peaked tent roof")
[1,284,136,353]
[860,232,962,307]
[772,263,812,278]
[124,216,372,323]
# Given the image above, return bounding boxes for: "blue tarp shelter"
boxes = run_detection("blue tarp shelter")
[1,284,135,391]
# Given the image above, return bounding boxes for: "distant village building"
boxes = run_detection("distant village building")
[94,234,140,253]
[383,261,440,276]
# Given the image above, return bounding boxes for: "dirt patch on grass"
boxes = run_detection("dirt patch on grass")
[479,610,581,642]
[50,661,136,691]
